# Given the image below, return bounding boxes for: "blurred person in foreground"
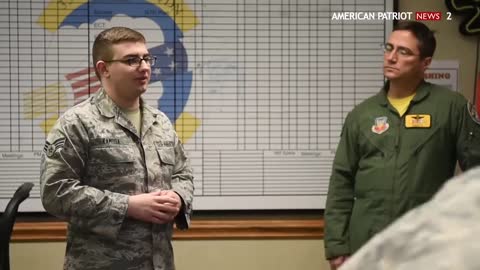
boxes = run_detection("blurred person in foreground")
[339,165,480,270]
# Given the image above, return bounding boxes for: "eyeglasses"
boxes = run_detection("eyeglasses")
[104,56,156,67]
[381,43,419,57]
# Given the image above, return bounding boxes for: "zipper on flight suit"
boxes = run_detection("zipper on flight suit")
[390,96,415,221]
[390,104,407,221]
[390,114,402,221]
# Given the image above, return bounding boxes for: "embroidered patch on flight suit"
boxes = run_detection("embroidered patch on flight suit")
[43,138,66,157]
[372,116,389,134]
[405,114,431,128]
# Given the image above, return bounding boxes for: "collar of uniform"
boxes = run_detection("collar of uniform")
[376,80,431,106]
[376,81,390,107]
[93,89,155,114]
[139,99,157,117]
[92,88,116,118]
[139,98,160,125]
[410,80,431,104]
[93,88,161,127]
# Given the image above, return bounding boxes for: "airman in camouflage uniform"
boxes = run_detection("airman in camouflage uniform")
[40,27,194,270]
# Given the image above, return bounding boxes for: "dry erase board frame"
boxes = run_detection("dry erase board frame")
[0,0,394,212]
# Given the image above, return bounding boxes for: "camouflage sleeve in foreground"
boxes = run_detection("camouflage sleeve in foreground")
[40,111,128,240]
[171,133,194,230]
[339,167,480,270]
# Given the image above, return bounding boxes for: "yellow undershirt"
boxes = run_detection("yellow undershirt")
[388,93,416,117]
[121,107,142,135]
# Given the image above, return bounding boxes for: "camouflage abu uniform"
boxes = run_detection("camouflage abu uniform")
[40,88,194,270]
[339,167,480,270]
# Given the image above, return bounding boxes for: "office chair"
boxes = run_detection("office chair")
[0,182,34,270]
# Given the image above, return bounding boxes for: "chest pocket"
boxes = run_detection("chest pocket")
[157,146,175,167]
[153,146,176,189]
[89,145,135,164]
[86,145,138,190]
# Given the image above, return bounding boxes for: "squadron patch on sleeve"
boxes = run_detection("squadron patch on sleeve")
[468,102,480,125]
[43,138,66,157]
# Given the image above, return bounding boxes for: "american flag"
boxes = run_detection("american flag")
[65,67,101,105]
[150,42,188,83]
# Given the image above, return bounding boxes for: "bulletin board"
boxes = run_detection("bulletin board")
[0,0,394,211]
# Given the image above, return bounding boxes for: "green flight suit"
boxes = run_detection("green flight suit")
[324,81,479,259]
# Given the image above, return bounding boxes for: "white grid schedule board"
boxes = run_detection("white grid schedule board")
[0,0,393,211]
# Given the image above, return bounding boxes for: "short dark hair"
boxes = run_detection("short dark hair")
[92,27,146,79]
[394,21,436,59]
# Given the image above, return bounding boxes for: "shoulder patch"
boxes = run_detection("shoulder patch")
[43,138,66,157]
[468,102,480,125]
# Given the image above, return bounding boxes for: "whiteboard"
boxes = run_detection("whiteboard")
[0,0,393,211]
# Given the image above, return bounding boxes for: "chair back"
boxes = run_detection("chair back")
[0,183,34,270]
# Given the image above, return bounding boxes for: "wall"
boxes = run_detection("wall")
[11,240,329,270]
[399,0,478,99]
[9,1,479,269]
